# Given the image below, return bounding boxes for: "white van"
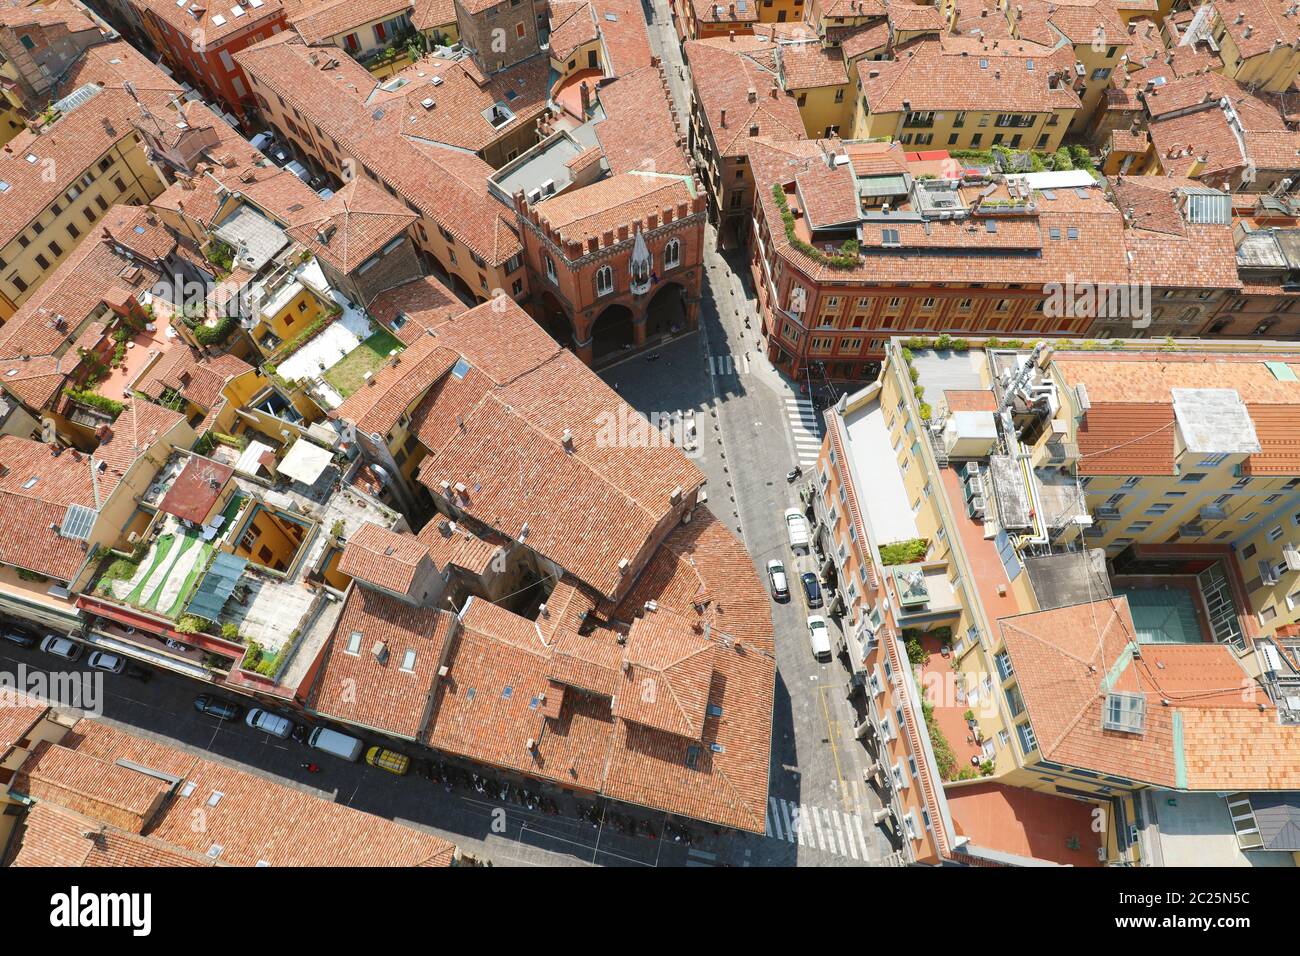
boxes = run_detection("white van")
[784,508,810,550]
[308,726,363,761]
[285,159,310,182]
[246,708,294,739]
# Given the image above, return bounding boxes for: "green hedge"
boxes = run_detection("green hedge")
[922,701,958,781]
[771,185,861,269]
[879,538,928,565]
[65,388,124,416]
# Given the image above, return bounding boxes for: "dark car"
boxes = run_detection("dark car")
[800,572,823,609]
[1,624,37,647]
[194,695,243,722]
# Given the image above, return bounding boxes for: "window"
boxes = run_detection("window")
[1102,691,1146,734]
[544,255,557,283]
[345,631,362,655]
[994,650,1014,681]
[1016,721,1039,755]
[1199,453,1228,467]
[1180,472,1206,484]
[664,238,680,269]
[400,649,417,672]
[596,265,613,296]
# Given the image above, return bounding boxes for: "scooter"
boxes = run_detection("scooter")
[300,762,321,774]
[786,466,803,483]
[290,724,309,745]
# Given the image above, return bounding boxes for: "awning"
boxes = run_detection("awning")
[235,439,275,478]
[186,552,247,621]
[279,438,333,486]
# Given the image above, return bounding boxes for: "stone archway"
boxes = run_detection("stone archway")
[590,302,636,364]
[536,290,572,346]
[448,272,477,307]
[645,280,689,341]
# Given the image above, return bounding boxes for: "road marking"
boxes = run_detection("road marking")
[785,397,823,466]
[765,796,874,862]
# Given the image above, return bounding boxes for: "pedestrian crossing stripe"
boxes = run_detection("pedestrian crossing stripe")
[765,796,874,861]
[709,355,736,376]
[785,398,823,467]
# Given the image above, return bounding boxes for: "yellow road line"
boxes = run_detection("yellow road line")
[817,684,850,812]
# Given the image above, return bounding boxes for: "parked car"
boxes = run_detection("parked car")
[767,559,789,602]
[365,746,410,776]
[193,695,243,721]
[39,635,81,661]
[806,616,832,663]
[245,708,294,739]
[784,508,810,550]
[308,727,363,761]
[1,624,37,647]
[801,572,823,609]
[86,651,125,674]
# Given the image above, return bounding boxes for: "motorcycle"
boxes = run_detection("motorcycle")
[300,762,321,774]
[290,724,309,745]
[124,664,153,682]
[786,466,803,483]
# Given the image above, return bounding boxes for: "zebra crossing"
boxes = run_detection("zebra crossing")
[786,397,823,467]
[766,796,875,861]
[708,352,750,377]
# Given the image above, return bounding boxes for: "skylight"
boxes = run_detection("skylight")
[212,13,225,24]
[346,630,362,654]
[1102,691,1146,734]
[60,503,96,541]
[21,476,38,489]
[231,4,245,16]
[451,356,471,379]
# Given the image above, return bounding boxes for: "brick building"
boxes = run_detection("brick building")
[127,0,288,122]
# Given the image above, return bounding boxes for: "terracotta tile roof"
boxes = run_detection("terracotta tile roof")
[1014,0,1128,47]
[593,65,691,176]
[338,522,432,594]
[367,275,466,345]
[92,399,188,499]
[410,0,454,29]
[795,160,861,228]
[858,38,1081,114]
[612,608,715,737]
[548,0,599,60]
[535,171,694,245]
[0,208,167,404]
[373,52,550,155]
[235,33,522,266]
[287,176,416,274]
[413,514,504,576]
[332,334,461,435]
[18,719,457,865]
[839,20,891,60]
[886,0,946,33]
[684,36,806,157]
[0,693,48,758]
[779,41,848,90]
[128,0,286,46]
[547,628,623,695]
[1209,0,1300,60]
[15,740,171,834]
[0,435,103,580]
[286,0,412,43]
[411,299,705,599]
[0,87,170,250]
[136,348,253,412]
[8,803,215,867]
[308,586,456,739]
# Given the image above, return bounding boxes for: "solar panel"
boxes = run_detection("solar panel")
[60,503,97,541]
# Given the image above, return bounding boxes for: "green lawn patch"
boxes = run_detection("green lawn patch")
[322,329,404,398]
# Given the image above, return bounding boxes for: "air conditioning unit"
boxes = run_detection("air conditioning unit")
[526,188,542,204]
[962,461,981,480]
[541,179,556,195]
[1179,522,1206,537]
[1095,506,1121,519]
[967,495,986,519]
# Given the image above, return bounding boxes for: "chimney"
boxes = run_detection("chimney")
[720,108,727,127]
[561,428,574,451]
[747,87,757,103]
[371,640,388,663]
